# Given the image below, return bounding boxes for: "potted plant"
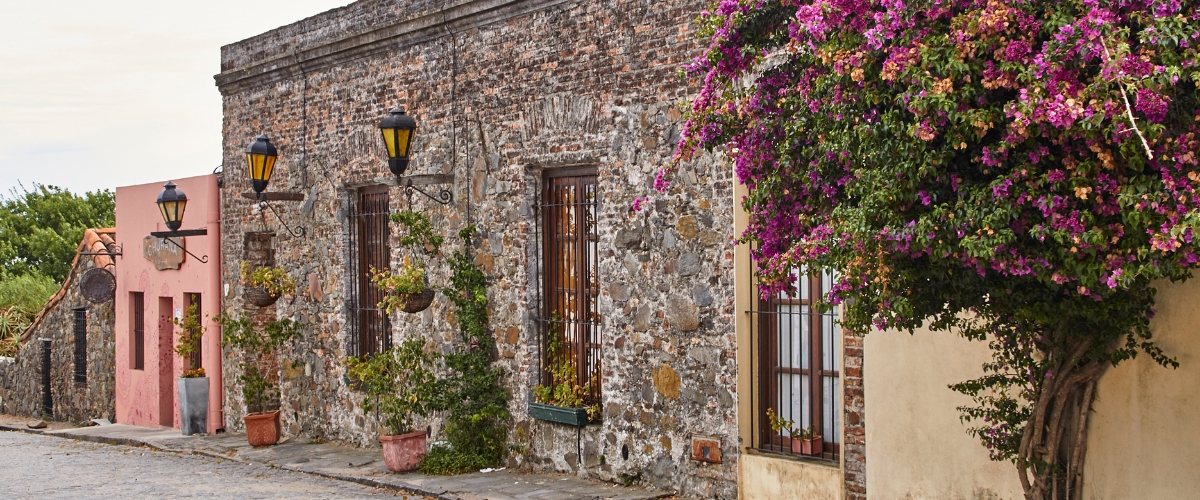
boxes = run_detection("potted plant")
[172,303,208,435]
[767,408,822,455]
[371,210,445,315]
[530,319,601,426]
[346,337,437,472]
[371,259,435,314]
[241,262,296,308]
[219,311,304,446]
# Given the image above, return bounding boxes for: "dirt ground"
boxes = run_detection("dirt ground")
[0,413,77,431]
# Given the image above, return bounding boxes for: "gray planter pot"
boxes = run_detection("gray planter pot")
[177,377,209,435]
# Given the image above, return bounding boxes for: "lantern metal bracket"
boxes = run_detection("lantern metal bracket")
[258,199,307,238]
[79,244,123,260]
[400,176,453,208]
[148,230,209,263]
[240,192,306,201]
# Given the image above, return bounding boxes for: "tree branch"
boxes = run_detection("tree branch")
[1102,41,1154,160]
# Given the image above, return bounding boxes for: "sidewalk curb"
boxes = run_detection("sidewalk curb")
[2,425,458,499]
[0,423,47,436]
[279,465,460,500]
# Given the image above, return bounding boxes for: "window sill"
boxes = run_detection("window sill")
[744,447,840,469]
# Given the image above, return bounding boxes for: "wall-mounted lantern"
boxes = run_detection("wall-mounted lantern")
[239,135,306,238]
[156,181,188,232]
[379,106,452,207]
[379,106,416,177]
[150,181,209,263]
[245,135,279,195]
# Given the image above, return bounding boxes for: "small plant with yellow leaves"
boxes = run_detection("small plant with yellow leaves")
[240,262,296,296]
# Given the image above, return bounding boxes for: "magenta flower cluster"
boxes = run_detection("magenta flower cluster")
[674,0,1198,461]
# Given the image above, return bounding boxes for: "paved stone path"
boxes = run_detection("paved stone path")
[0,431,422,499]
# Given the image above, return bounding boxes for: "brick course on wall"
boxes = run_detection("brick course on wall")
[844,333,866,499]
[216,0,738,497]
[0,229,117,424]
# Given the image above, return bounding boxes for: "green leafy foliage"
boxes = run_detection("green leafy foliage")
[677,0,1200,494]
[419,226,510,475]
[219,312,304,414]
[0,185,113,282]
[766,407,813,440]
[532,319,601,421]
[240,262,296,296]
[370,261,426,314]
[391,210,444,255]
[345,338,438,435]
[171,302,206,378]
[0,273,57,357]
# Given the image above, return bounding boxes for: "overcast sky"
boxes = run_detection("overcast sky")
[0,0,351,197]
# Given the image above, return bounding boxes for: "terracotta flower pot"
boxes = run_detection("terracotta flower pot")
[245,286,281,307]
[399,290,435,314]
[244,410,281,447]
[790,435,823,455]
[379,430,427,472]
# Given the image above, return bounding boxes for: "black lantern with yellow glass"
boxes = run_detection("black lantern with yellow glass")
[150,181,209,262]
[379,106,416,177]
[245,134,279,195]
[156,181,188,232]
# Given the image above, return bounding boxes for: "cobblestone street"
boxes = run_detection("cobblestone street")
[0,431,420,499]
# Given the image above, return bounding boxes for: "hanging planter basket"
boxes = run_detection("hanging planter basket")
[398,289,436,314]
[245,286,281,308]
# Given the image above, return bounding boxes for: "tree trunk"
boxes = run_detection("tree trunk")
[1016,340,1108,500]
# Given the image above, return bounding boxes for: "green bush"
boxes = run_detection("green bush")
[0,273,57,315]
[0,273,57,357]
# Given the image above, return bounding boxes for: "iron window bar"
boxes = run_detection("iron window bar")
[348,186,392,357]
[748,259,841,462]
[73,308,87,385]
[535,169,601,405]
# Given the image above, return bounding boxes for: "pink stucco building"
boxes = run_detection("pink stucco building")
[114,174,222,433]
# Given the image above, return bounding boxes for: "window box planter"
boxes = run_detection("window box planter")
[529,402,589,426]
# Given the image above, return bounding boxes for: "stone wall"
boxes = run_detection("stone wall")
[0,229,117,424]
[216,0,738,497]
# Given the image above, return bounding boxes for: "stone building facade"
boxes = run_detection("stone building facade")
[215,0,738,497]
[0,228,117,424]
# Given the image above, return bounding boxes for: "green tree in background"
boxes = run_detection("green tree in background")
[0,184,114,282]
[0,184,112,356]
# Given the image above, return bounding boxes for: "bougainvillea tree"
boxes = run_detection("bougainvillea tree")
[669,0,1198,497]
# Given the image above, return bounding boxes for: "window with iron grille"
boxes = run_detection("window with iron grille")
[751,267,841,460]
[536,167,601,404]
[131,292,144,370]
[185,293,202,371]
[73,308,87,384]
[348,185,391,357]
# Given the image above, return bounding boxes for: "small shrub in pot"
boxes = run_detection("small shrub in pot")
[346,337,438,472]
[219,311,304,446]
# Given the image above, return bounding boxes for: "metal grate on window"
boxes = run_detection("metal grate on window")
[750,265,841,461]
[73,308,87,384]
[132,292,144,370]
[535,167,601,404]
[348,185,392,357]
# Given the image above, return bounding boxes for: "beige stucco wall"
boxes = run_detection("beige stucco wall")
[864,327,1024,499]
[1083,278,1200,499]
[739,452,843,500]
[864,278,1200,499]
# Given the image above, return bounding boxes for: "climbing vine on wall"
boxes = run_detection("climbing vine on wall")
[420,226,511,474]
